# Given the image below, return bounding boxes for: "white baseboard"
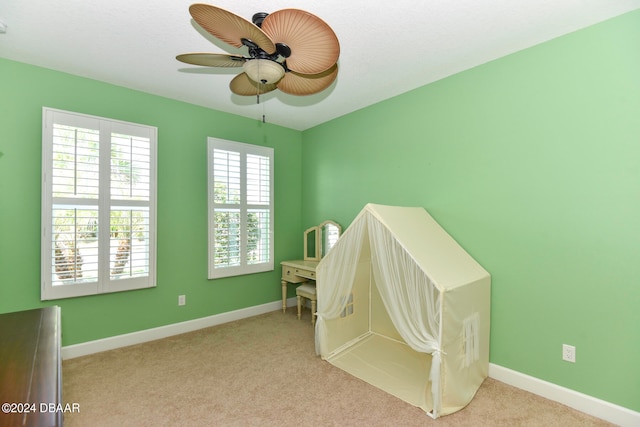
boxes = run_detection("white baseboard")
[62,297,297,360]
[489,363,640,427]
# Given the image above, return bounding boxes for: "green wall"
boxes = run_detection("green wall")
[0,58,303,346]
[302,11,640,411]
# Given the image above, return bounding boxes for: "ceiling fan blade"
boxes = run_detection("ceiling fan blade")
[189,4,276,53]
[230,73,278,96]
[176,53,246,67]
[261,9,340,75]
[277,64,338,96]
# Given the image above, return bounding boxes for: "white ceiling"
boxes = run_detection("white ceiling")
[1,1,639,130]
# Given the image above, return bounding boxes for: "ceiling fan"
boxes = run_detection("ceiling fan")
[177,3,340,97]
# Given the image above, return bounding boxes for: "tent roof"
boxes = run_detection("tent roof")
[353,204,489,291]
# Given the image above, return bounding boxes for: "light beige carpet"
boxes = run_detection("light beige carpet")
[62,308,614,426]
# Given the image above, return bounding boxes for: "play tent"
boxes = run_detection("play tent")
[315,204,491,418]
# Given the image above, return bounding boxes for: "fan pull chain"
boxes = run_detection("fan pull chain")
[255,92,266,123]
[257,79,266,124]
[253,59,266,123]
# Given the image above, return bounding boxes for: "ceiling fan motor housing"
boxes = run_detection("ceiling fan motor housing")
[252,12,268,27]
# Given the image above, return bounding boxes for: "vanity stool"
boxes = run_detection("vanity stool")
[296,282,317,325]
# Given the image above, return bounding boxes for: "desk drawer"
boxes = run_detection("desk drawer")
[282,266,306,283]
[295,268,316,280]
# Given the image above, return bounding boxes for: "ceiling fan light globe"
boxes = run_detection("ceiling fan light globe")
[243,59,285,85]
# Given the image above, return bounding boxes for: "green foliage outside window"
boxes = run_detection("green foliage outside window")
[212,182,262,266]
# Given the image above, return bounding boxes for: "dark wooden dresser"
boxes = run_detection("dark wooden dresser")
[0,306,63,427]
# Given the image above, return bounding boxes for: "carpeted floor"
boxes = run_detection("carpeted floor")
[62,308,614,426]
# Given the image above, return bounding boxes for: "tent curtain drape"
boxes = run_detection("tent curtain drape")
[367,217,443,416]
[315,210,444,416]
[315,211,368,356]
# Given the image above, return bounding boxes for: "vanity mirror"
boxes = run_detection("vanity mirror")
[319,220,341,258]
[304,220,342,261]
[303,226,319,261]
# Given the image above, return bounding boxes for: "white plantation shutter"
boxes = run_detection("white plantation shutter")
[109,128,153,287]
[41,108,157,300]
[246,153,271,265]
[208,138,274,279]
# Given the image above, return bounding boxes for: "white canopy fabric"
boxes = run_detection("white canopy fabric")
[315,204,491,418]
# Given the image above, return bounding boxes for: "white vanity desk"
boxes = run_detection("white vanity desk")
[279,220,341,313]
[280,259,318,312]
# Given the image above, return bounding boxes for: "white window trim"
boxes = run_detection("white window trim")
[207,137,274,279]
[41,107,157,300]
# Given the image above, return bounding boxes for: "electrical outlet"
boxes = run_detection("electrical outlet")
[178,295,186,306]
[562,344,576,363]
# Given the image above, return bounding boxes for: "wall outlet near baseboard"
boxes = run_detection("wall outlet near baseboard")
[562,344,576,363]
[178,295,186,306]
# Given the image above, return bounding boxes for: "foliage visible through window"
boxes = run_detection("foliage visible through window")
[208,138,274,279]
[41,108,157,300]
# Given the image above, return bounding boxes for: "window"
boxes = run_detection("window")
[41,108,157,300]
[340,293,354,318]
[208,137,274,279]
